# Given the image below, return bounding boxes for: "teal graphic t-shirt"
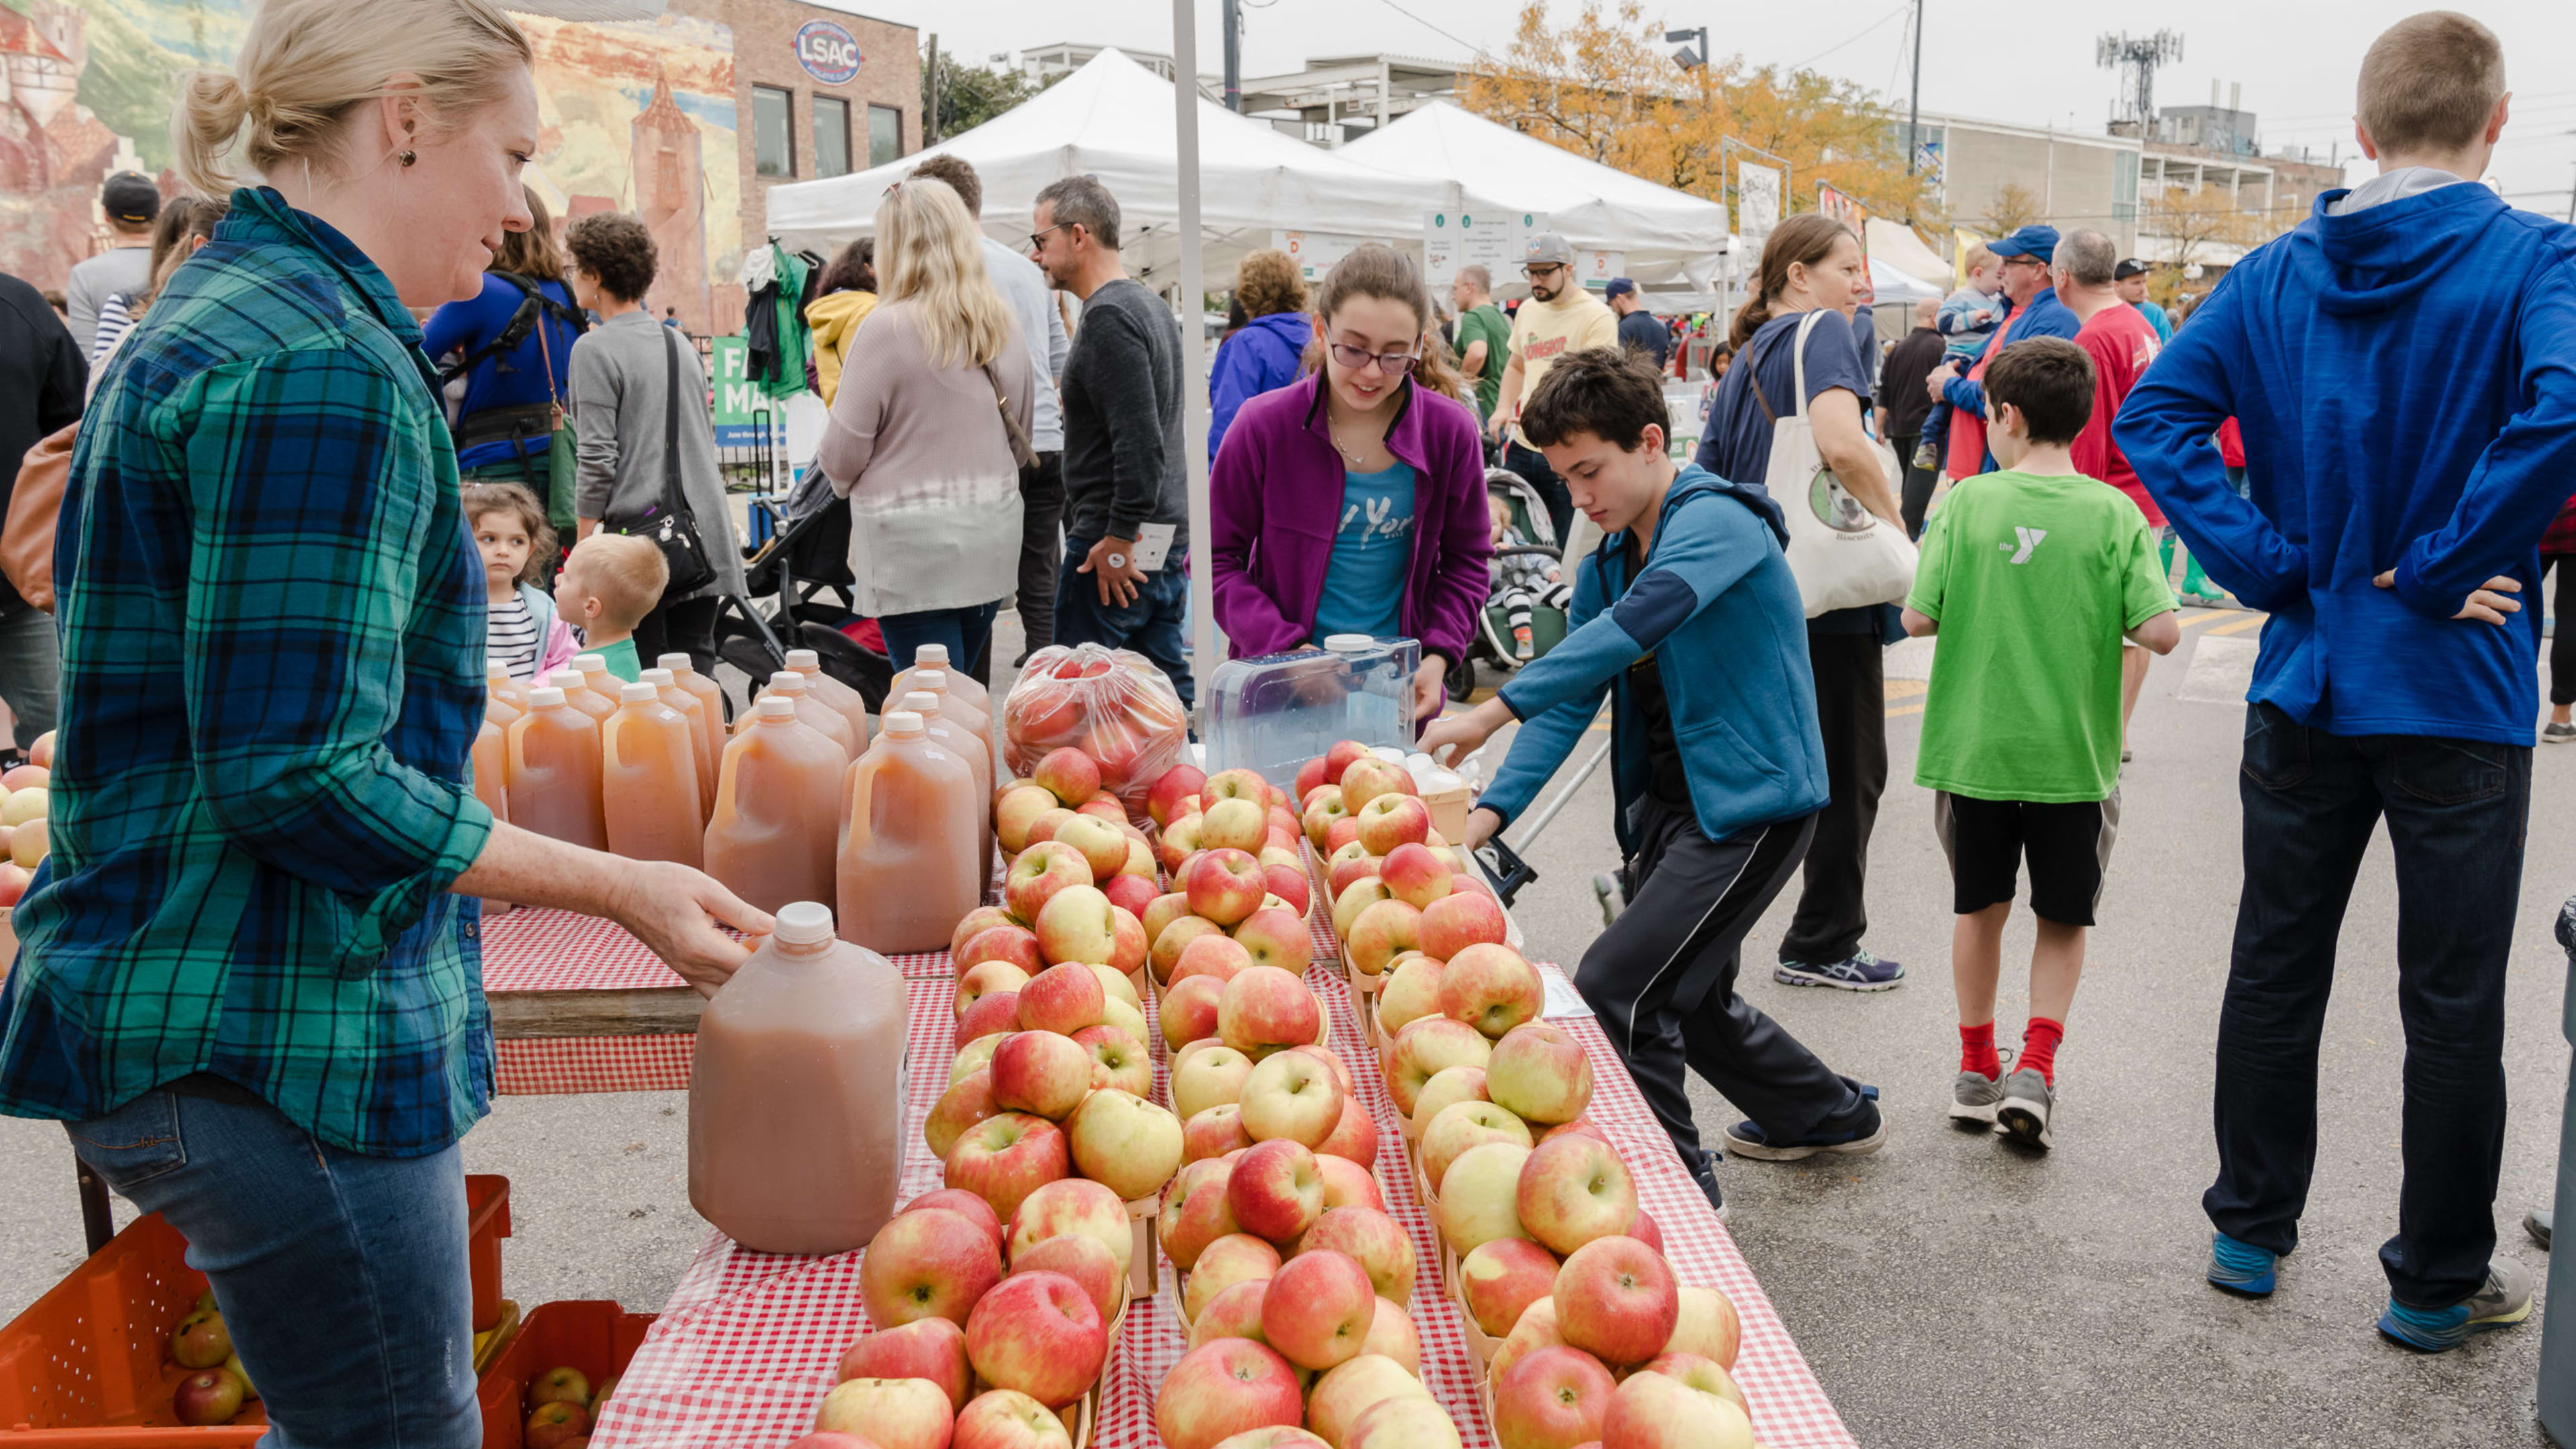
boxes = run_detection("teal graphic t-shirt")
[1310,462,1417,641]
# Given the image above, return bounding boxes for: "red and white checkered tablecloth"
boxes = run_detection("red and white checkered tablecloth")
[478,908,949,1095]
[583,860,1852,1449]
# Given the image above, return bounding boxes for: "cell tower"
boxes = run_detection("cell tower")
[2098,30,2185,129]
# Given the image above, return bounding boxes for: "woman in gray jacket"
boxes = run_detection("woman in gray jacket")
[563,213,747,672]
[817,176,1032,681]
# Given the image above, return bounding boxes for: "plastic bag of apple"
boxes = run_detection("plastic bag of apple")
[1000,644,1190,828]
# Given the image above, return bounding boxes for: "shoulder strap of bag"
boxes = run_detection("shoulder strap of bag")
[981,359,1040,470]
[1743,311,1827,427]
[663,327,692,521]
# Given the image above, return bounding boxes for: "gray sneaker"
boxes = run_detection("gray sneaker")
[1995,1068,2054,1149]
[1950,1070,2005,1126]
[2377,1259,2535,1351]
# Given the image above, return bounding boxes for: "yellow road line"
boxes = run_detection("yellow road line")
[1886,703,1925,718]
[2206,613,2269,637]
[1884,678,1928,699]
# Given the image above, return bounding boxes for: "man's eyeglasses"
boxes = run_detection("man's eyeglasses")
[1328,341,1418,376]
[1523,263,1566,280]
[2000,256,2047,270]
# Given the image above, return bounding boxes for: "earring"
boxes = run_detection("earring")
[398,148,417,167]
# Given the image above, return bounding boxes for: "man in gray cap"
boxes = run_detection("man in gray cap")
[66,172,161,355]
[1489,231,1618,544]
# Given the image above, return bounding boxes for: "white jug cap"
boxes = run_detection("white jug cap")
[774,900,835,945]
[530,686,566,706]
[916,669,947,689]
[758,696,796,720]
[916,644,952,665]
[784,648,819,669]
[657,653,693,671]
[767,671,808,693]
[903,691,938,714]
[573,654,607,671]
[1324,634,1375,653]
[620,682,659,703]
[640,668,675,686]
[883,710,923,735]
[547,669,586,688]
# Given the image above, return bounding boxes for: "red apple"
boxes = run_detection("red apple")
[958,989,1024,1047]
[1071,1023,1152,1097]
[965,1270,1106,1409]
[1152,914,1225,981]
[839,1316,973,1411]
[1623,1209,1662,1255]
[1313,1095,1379,1170]
[1025,806,1077,846]
[1362,1295,1420,1374]
[1016,962,1106,1036]
[1315,1151,1384,1212]
[989,1030,1094,1120]
[1377,843,1452,910]
[1155,1340,1303,1449]
[861,1206,1005,1328]
[1008,1175,1134,1281]
[1487,1023,1594,1124]
[1238,1049,1343,1148]
[1385,1016,1493,1119]
[1332,878,1396,943]
[997,786,1061,855]
[1218,965,1320,1053]
[1010,1231,1122,1326]
[1227,1138,1325,1243]
[1102,873,1160,920]
[1006,841,1093,921]
[1034,747,1102,806]
[1328,852,1385,904]
[523,1400,587,1448]
[1338,757,1411,812]
[1322,741,1371,784]
[1490,1296,1568,1383]
[1149,765,1209,826]
[1440,943,1544,1038]
[1301,791,1348,848]
[1417,891,1507,961]
[1296,1205,1415,1305]
[1186,848,1269,927]
[1258,1247,1375,1371]
[1353,795,1431,857]
[1141,892,1195,947]
[905,1188,1006,1250]
[1491,1345,1615,1449]
[1517,1134,1635,1257]
[945,1112,1071,1222]
[1160,1157,1242,1269]
[1325,816,1362,855]
[1460,1236,1564,1338]
[1185,1103,1254,1163]
[1054,813,1130,882]
[812,1377,953,1449]
[1189,1276,1271,1350]
[1307,1354,1430,1449]
[1295,756,1330,801]
[1232,907,1313,977]
[951,1387,1073,1449]
[1160,814,1205,872]
[959,925,1044,975]
[928,1069,1001,1159]
[1202,767,1271,804]
[1538,1118,1608,1145]
[1159,973,1227,1052]
[1552,1237,1678,1368]
[1346,899,1422,978]
[1172,930,1255,988]
[1183,1233,1283,1320]
[1261,862,1313,917]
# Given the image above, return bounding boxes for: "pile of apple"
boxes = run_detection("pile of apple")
[995,747,1168,920]
[1147,764,1317,922]
[802,1185,1128,1449]
[0,729,54,906]
[1293,745,1499,979]
[523,1364,617,1448]
[164,1294,257,1428]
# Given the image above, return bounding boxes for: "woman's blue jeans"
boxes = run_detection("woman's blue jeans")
[878,600,1000,692]
[63,1077,480,1449]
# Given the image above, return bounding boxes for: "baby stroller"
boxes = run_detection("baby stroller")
[1450,468,1572,701]
[709,490,896,713]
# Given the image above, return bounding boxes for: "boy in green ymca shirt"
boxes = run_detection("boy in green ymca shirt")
[1900,336,2179,1150]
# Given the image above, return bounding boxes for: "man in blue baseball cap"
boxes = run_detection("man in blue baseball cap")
[1924,223,2078,477]
[1604,277,1670,374]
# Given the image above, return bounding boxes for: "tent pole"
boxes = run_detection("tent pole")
[1174,0,1221,717]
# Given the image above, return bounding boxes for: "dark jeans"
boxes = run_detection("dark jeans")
[2548,555,2576,708]
[1890,431,1938,539]
[1503,441,1574,549]
[1055,536,1194,710]
[1576,802,1869,1167]
[66,1077,480,1448]
[633,593,720,680]
[881,601,1000,692]
[2204,703,2528,1308]
[1780,629,1887,965]
[1016,452,1065,661]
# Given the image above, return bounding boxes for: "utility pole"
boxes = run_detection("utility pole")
[1223,0,1242,112]
[924,34,940,146]
[1906,0,1923,175]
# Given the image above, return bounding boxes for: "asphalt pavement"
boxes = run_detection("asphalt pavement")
[0,606,2565,1447]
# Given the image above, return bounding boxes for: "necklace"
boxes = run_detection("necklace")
[1326,407,1391,468]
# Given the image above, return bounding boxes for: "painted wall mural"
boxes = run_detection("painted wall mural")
[0,0,743,335]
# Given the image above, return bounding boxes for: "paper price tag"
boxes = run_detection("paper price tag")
[1541,972,1593,1019]
[1130,523,1177,572]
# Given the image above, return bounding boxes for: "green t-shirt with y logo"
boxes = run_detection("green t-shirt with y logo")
[1907,469,2174,802]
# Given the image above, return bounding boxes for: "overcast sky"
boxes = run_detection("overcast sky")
[825,0,2576,217]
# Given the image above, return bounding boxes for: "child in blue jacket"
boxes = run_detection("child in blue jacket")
[1422,347,1885,1212]
[2113,10,2574,1352]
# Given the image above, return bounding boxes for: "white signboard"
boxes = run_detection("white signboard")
[1421,211,1551,290]
[1737,162,1781,249]
[1575,249,1626,290]
[1271,230,1387,282]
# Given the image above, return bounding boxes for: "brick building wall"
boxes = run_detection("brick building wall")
[671,0,918,333]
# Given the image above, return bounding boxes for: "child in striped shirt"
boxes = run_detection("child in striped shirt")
[464,482,575,682]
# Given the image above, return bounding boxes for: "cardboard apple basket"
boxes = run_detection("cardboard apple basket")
[1002,645,1189,828]
[1444,1252,1505,1371]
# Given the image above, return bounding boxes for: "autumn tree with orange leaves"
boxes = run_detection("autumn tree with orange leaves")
[1462,0,1939,227]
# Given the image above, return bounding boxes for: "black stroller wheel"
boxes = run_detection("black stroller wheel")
[1445,656,1476,702]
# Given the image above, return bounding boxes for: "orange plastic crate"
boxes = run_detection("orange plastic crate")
[0,1176,509,1444]
[476,1301,653,1449]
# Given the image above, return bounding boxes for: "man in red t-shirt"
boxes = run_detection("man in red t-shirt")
[2053,229,2175,742]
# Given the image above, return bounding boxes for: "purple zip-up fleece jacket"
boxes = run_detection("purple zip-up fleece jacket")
[1209,370,1495,667]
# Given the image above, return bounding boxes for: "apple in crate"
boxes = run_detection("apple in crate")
[955,904,1024,956]
[1172,931,1254,988]
[1072,1023,1152,1097]
[1338,757,1411,812]
[1417,890,1507,961]
[908,1187,1006,1248]
[1517,1134,1636,1256]
[1296,1205,1415,1305]
[1200,796,1270,853]
[1664,1285,1742,1371]
[1034,885,1119,969]
[1258,1247,1375,1371]
[965,1270,1108,1409]
[172,1368,246,1427]
[172,1308,233,1368]
[1183,1233,1283,1320]
[1018,962,1106,1036]
[927,1070,999,1159]
[1307,1353,1431,1449]
[1234,906,1311,975]
[1315,1151,1383,1212]
[1261,861,1312,917]
[1346,899,1421,978]
[1433,1140,1534,1255]
[1159,1158,1242,1270]
[839,1316,973,1412]
[813,1376,955,1449]
[1218,964,1321,1053]
[1202,767,1271,804]
[1552,1236,1678,1368]
[1485,1023,1593,1125]
[1009,1174,1137,1281]
[1142,892,1195,945]
[1352,794,1430,857]
[952,1387,1075,1449]
[996,786,1059,853]
[1409,1065,1487,1134]
[945,1112,1071,1222]
[1601,1364,1756,1449]
[1635,1352,1748,1414]
[1490,1345,1614,1449]
[1461,1238,1562,1338]
[1238,1048,1342,1148]
[990,1030,1094,1120]
[1440,944,1544,1038]
[1377,843,1452,909]
[1314,1095,1379,1170]
[1384,1016,1493,1119]
[861,1205,1004,1328]
[1362,1297,1420,1374]
[1419,1100,1534,1194]
[1033,747,1102,806]
[1185,1103,1254,1163]
[1344,1394,1463,1449]
[1155,1339,1305,1449]
[1331,878,1395,943]
[1160,973,1227,1051]
[1489,1297,1566,1383]
[1172,1041,1255,1118]
[959,929,1042,978]
[1301,789,1348,847]
[1375,957,1445,1036]
[1227,1138,1326,1243]
[1152,915,1224,980]
[1186,848,1269,926]
[1149,764,1208,826]
[1006,842,1093,923]
[1099,869,1159,920]
[1011,1230,1123,1325]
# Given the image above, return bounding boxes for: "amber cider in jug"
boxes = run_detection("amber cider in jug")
[602,682,704,866]
[688,900,903,1254]
[836,710,981,953]
[505,686,606,850]
[703,696,843,913]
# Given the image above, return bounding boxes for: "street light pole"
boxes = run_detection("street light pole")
[1907,0,1923,176]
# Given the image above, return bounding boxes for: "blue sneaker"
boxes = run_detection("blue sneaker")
[1774,949,1905,992]
[2206,1232,2279,1297]
[1725,1086,1886,1161]
[2377,1261,2534,1352]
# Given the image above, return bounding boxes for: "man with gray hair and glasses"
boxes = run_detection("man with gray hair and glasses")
[1029,174,1193,704]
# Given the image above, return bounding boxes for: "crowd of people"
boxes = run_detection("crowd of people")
[0,0,2559,1440]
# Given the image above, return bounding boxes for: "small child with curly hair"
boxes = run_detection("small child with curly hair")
[464,482,576,682]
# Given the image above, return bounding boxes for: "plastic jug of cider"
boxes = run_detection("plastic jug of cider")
[892,643,990,720]
[783,648,873,755]
[657,653,728,763]
[488,665,533,716]
[486,690,524,733]
[689,900,904,1254]
[641,667,718,820]
[471,718,514,916]
[571,653,624,704]
[902,688,993,877]
[547,667,616,727]
[704,696,844,913]
[506,687,607,850]
[835,711,981,953]
[757,670,858,761]
[603,682,705,867]
[906,669,992,767]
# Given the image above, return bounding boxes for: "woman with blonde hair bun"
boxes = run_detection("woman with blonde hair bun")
[816,175,1034,680]
[0,0,767,1439]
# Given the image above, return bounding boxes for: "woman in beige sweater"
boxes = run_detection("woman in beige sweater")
[818,177,1034,682]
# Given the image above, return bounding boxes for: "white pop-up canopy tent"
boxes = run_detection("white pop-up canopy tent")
[1340,101,1728,292]
[765,48,1472,282]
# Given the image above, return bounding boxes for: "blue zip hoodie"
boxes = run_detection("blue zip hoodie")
[2115,182,2576,745]
[1483,465,1828,853]
[1208,311,1312,464]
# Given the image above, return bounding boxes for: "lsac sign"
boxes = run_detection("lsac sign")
[795,20,861,85]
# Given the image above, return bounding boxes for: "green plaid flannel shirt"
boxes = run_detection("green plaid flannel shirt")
[0,188,498,1156]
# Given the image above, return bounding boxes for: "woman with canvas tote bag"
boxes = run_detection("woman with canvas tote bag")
[1695,213,1913,996]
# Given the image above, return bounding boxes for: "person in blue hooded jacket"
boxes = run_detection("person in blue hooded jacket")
[2114,11,2573,1352]
[1208,249,1313,464]
[1421,347,1886,1214]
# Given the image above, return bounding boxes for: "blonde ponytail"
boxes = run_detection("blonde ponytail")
[170,0,531,198]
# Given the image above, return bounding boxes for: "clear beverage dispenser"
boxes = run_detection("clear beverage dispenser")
[1201,633,1420,788]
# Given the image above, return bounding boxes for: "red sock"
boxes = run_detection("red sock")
[2022,1018,2065,1084]
[1959,1020,2000,1079]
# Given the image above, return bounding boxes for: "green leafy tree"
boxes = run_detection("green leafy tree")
[923,50,1038,142]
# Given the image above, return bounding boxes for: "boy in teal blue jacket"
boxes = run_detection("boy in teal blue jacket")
[1424,348,1884,1212]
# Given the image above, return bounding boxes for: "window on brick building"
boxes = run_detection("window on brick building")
[814,95,851,179]
[869,105,902,169]
[755,85,795,178]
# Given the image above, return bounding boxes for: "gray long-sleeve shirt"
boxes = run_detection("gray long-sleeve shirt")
[1059,277,1188,545]
[567,309,747,601]
[64,245,150,358]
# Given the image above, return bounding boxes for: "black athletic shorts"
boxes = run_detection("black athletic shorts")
[1932,790,2121,926]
